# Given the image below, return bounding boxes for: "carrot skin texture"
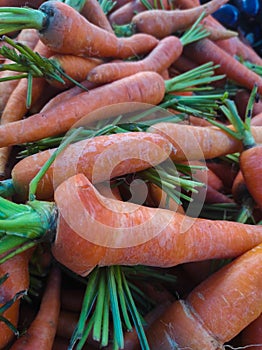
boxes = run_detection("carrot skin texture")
[144,243,262,349]
[148,122,262,160]
[183,38,262,95]
[131,0,229,38]
[38,1,158,58]
[0,251,32,349]
[10,266,61,350]
[240,145,262,209]
[10,131,173,200]
[87,36,183,84]
[0,71,166,147]
[52,174,262,276]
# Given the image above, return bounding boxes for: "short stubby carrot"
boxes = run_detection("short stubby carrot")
[51,173,262,276]
[148,122,262,160]
[144,243,262,349]
[131,0,229,38]
[0,71,166,147]
[8,131,173,200]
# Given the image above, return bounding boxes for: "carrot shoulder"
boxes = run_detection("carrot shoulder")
[51,173,262,276]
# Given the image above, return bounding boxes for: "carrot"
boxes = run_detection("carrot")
[206,158,239,190]
[0,250,32,349]
[108,0,170,26]
[0,0,44,7]
[0,1,159,59]
[148,122,262,161]
[51,173,262,276]
[87,15,207,84]
[144,243,262,349]
[2,131,173,200]
[80,0,115,33]
[183,38,262,95]
[0,71,166,148]
[241,313,262,350]
[10,265,61,350]
[131,0,229,38]
[0,28,39,114]
[251,112,262,126]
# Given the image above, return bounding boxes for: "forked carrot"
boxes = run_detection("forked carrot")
[0,1,159,58]
[51,173,262,276]
[10,265,61,350]
[144,243,262,349]
[131,0,229,38]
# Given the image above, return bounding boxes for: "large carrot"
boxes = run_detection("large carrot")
[50,173,262,276]
[0,250,33,349]
[183,38,262,95]
[3,131,173,200]
[0,1,159,58]
[131,0,229,38]
[10,265,61,350]
[148,122,262,161]
[87,17,208,84]
[144,243,262,349]
[0,71,166,148]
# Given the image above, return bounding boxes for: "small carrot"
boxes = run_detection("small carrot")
[0,71,166,148]
[0,1,159,59]
[144,243,262,349]
[183,38,262,95]
[148,122,262,161]
[10,265,61,350]
[1,131,173,200]
[87,17,208,84]
[0,250,32,349]
[131,0,229,38]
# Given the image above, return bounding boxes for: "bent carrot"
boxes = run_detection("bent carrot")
[0,250,32,349]
[144,243,262,349]
[51,173,262,276]
[148,122,262,161]
[0,71,166,147]
[131,0,229,38]
[10,265,61,350]
[5,131,173,200]
[183,38,262,95]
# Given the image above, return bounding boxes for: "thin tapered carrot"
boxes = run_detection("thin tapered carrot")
[10,265,61,350]
[241,313,262,350]
[3,131,173,200]
[108,0,171,26]
[144,243,262,349]
[148,122,262,161]
[0,1,159,58]
[80,0,115,33]
[51,173,262,276]
[0,250,33,349]
[183,38,262,95]
[131,0,229,38]
[0,29,39,114]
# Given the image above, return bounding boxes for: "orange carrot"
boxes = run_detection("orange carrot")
[6,131,173,200]
[144,243,262,349]
[131,0,229,38]
[10,265,61,350]
[183,38,262,95]
[251,112,262,126]
[80,0,114,33]
[148,122,262,161]
[0,250,32,349]
[0,29,39,114]
[87,36,185,84]
[0,71,166,147]
[51,173,262,276]
[241,313,262,350]
[108,0,170,25]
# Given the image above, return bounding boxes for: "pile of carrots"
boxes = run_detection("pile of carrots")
[0,0,262,349]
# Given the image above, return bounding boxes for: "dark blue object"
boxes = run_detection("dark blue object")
[212,4,240,29]
[232,0,260,17]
